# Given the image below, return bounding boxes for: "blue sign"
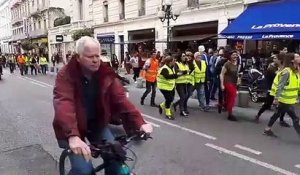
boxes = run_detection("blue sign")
[97,35,115,44]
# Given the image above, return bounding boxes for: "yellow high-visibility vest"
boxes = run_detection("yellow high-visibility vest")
[193,60,206,84]
[277,68,300,104]
[157,65,176,91]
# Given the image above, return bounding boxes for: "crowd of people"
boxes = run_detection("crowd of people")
[123,45,300,139]
[123,46,243,121]
[0,53,49,76]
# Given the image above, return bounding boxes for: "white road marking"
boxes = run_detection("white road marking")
[142,113,217,140]
[234,144,262,155]
[145,120,160,128]
[30,81,46,88]
[21,76,53,88]
[205,143,297,175]
[16,76,27,81]
[295,165,300,169]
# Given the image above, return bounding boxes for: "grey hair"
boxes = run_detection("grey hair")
[75,36,100,56]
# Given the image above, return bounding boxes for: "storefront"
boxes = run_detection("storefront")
[96,33,115,59]
[31,37,48,56]
[169,21,218,52]
[128,28,155,57]
[220,0,300,54]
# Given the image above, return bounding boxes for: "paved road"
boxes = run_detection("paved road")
[0,69,300,175]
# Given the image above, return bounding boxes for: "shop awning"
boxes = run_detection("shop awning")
[220,0,300,40]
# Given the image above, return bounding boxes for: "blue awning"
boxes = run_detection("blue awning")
[220,0,300,40]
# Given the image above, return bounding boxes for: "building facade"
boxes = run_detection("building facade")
[92,0,271,61]
[9,0,70,54]
[47,0,270,62]
[48,0,93,62]
[0,0,13,54]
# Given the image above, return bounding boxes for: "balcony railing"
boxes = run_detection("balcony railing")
[11,16,23,25]
[138,8,145,16]
[28,29,47,38]
[71,20,93,30]
[11,33,26,41]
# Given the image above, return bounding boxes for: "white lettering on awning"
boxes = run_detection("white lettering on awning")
[252,24,300,29]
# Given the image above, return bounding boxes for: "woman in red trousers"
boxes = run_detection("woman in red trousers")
[220,50,239,121]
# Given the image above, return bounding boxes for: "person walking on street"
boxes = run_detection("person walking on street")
[264,53,300,137]
[141,51,159,107]
[30,55,38,75]
[199,45,212,106]
[130,51,140,83]
[8,54,16,73]
[125,52,131,74]
[24,54,30,75]
[188,52,209,111]
[158,56,187,120]
[39,54,48,75]
[220,50,240,121]
[17,53,26,76]
[173,53,192,117]
[254,53,289,127]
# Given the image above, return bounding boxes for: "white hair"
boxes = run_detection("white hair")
[198,45,205,52]
[75,36,100,56]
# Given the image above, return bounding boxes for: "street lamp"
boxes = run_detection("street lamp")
[158,0,180,51]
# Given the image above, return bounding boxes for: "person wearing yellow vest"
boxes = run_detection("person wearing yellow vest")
[140,51,159,107]
[187,52,209,112]
[39,54,48,75]
[157,56,187,120]
[254,53,288,126]
[24,54,30,75]
[173,53,193,117]
[264,53,300,137]
[17,53,26,76]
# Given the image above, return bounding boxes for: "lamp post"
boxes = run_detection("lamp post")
[158,0,180,52]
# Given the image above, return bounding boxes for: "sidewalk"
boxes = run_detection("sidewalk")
[0,144,57,175]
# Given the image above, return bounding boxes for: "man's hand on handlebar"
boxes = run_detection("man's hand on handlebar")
[68,136,92,162]
[140,123,153,134]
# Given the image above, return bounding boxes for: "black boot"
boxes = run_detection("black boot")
[151,100,158,107]
[228,114,238,122]
[140,98,144,105]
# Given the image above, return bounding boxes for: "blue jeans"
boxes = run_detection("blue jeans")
[58,127,122,175]
[195,83,206,109]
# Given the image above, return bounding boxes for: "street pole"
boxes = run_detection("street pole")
[158,1,179,54]
[167,15,170,52]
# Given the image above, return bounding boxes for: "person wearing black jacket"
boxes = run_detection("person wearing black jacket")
[173,53,193,117]
[254,54,289,127]
[30,55,38,75]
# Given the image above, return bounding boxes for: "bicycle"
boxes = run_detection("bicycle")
[59,131,152,175]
